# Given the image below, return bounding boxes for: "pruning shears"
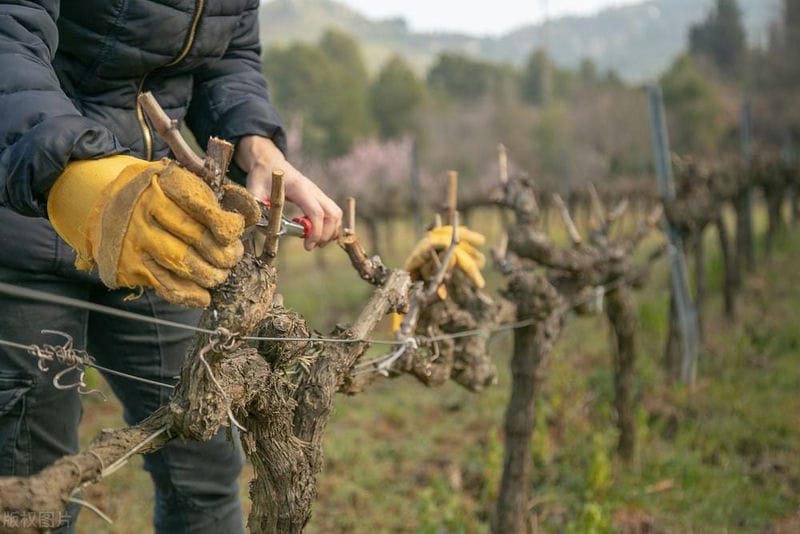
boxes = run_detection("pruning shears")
[255,197,313,239]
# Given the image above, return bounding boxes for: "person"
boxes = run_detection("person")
[0,1,342,532]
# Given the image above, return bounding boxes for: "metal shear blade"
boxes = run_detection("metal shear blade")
[255,199,311,239]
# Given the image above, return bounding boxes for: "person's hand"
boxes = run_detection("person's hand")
[48,156,259,308]
[405,225,487,294]
[235,135,342,251]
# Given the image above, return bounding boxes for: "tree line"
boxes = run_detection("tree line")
[262,0,798,198]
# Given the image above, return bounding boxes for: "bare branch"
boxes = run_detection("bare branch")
[607,199,629,224]
[553,194,583,246]
[424,213,461,302]
[498,143,509,183]
[206,137,235,195]
[261,170,285,265]
[398,283,425,340]
[338,236,390,286]
[338,197,390,286]
[0,409,173,520]
[138,92,206,177]
[344,197,356,236]
[588,183,607,228]
[447,170,458,225]
[495,232,509,259]
[491,232,517,275]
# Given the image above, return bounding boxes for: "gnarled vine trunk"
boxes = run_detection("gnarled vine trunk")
[493,272,564,534]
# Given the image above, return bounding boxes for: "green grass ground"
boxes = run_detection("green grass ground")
[75,210,800,533]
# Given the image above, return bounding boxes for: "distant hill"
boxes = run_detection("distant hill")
[259,0,485,74]
[259,0,780,81]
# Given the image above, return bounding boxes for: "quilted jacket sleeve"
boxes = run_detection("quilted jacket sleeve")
[0,1,124,216]
[185,0,287,158]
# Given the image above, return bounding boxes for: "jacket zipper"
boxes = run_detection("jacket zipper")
[135,0,205,160]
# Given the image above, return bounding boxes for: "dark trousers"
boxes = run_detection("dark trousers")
[0,208,245,533]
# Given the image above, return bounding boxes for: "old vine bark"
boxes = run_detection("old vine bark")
[493,273,564,534]
[606,286,637,462]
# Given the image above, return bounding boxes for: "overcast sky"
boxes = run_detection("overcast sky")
[337,0,644,35]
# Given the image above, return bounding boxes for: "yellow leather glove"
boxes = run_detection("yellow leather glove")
[390,312,405,333]
[391,225,486,333]
[405,225,487,292]
[48,155,259,308]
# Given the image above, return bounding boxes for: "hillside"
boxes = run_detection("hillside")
[260,0,780,81]
[259,0,487,74]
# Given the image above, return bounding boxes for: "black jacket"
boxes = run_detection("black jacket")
[0,0,286,216]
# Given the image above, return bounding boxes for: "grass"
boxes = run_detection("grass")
[75,208,800,533]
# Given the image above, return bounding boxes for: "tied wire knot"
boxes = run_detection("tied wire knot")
[29,330,106,400]
[209,327,238,353]
[198,328,247,433]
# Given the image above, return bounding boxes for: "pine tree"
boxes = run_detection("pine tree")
[520,49,553,105]
[785,0,800,43]
[426,53,497,101]
[369,56,425,139]
[689,0,746,79]
[317,29,374,155]
[784,0,800,77]
[660,54,726,154]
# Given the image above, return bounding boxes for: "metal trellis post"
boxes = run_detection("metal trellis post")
[741,99,755,270]
[647,85,698,386]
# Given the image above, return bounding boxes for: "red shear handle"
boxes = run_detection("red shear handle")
[257,196,313,239]
[291,216,313,239]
